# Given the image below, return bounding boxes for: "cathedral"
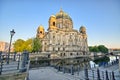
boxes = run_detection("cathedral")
[36,9,89,59]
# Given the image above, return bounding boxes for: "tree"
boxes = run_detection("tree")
[89,46,99,52]
[98,45,108,53]
[24,38,33,52]
[13,38,42,52]
[13,38,33,52]
[93,56,110,64]
[13,39,25,52]
[32,37,42,52]
[89,45,108,53]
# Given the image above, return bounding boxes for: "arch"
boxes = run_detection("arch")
[53,22,55,26]
[63,53,65,56]
[70,53,73,56]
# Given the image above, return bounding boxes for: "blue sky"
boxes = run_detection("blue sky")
[0,0,120,48]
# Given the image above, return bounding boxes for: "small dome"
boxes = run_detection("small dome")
[79,26,86,33]
[56,9,72,21]
[37,25,44,31]
[49,15,56,21]
[51,15,56,18]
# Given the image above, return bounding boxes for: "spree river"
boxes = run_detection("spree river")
[30,55,119,71]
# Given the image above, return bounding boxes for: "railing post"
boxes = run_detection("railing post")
[92,69,94,80]
[71,65,74,75]
[97,68,101,80]
[63,66,65,73]
[26,60,30,80]
[105,70,109,80]
[84,67,89,80]
[77,65,80,75]
[0,51,2,61]
[58,66,60,71]
[119,56,120,72]
[0,51,2,75]
[102,71,104,80]
[112,71,115,80]
[17,54,20,70]
[13,52,16,61]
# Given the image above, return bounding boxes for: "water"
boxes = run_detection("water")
[90,56,118,68]
[30,56,118,70]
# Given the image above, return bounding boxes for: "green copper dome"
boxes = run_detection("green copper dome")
[56,9,72,21]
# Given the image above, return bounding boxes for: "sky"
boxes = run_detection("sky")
[0,0,120,48]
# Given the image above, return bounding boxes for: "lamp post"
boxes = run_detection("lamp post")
[7,29,15,64]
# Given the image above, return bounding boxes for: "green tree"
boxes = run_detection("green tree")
[13,38,33,52]
[93,56,110,64]
[98,45,108,53]
[89,45,108,53]
[24,38,33,52]
[89,46,99,52]
[32,37,42,52]
[13,39,25,52]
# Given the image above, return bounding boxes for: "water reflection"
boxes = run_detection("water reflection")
[90,56,118,68]
[30,56,118,71]
[51,57,91,71]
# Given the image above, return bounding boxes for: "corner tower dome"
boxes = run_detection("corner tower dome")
[37,25,44,31]
[79,26,86,34]
[37,25,45,39]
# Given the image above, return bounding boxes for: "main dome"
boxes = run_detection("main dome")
[56,9,72,21]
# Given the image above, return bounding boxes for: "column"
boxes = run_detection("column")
[84,67,89,80]
[19,51,29,72]
[119,56,120,72]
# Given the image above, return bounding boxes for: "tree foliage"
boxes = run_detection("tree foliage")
[89,46,99,52]
[89,45,108,53]
[32,37,42,52]
[13,38,42,52]
[13,39,25,52]
[93,56,110,64]
[24,38,33,52]
[98,45,108,53]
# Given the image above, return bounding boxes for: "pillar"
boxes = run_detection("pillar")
[84,67,89,80]
[112,71,115,80]
[0,51,2,75]
[13,52,16,61]
[97,68,101,80]
[105,70,109,80]
[19,51,29,72]
[119,56,120,72]
[71,65,74,75]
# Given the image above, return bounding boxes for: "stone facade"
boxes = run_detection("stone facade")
[0,41,14,52]
[0,41,9,52]
[36,9,89,58]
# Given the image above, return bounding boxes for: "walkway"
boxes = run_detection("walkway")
[29,64,120,80]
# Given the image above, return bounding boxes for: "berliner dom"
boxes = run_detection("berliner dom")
[36,9,89,59]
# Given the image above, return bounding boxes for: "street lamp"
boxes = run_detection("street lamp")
[7,29,15,64]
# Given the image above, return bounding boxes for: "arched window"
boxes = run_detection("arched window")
[53,22,55,26]
[53,47,55,51]
[77,53,78,55]
[58,47,60,51]
[45,43,47,45]
[63,48,65,51]
[40,31,42,34]
[64,53,65,56]
[70,53,73,56]
[60,53,62,56]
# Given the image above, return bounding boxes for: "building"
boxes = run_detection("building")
[0,41,14,52]
[108,48,120,54]
[36,9,89,59]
